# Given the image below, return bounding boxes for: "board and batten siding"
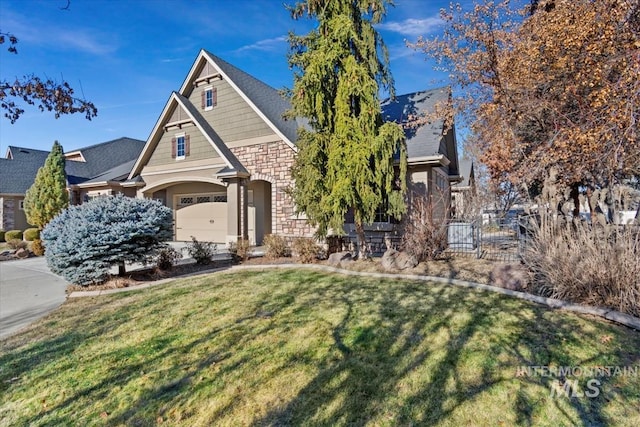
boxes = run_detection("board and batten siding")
[190,77,274,143]
[146,121,221,167]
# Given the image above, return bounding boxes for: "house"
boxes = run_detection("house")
[0,137,145,231]
[127,49,461,246]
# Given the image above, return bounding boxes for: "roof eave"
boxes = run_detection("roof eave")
[407,154,450,167]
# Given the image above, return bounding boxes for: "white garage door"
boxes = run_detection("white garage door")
[175,194,227,242]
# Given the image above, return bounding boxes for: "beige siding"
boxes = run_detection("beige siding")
[191,79,273,142]
[146,122,221,167]
[140,166,226,198]
[168,104,190,123]
[13,197,30,231]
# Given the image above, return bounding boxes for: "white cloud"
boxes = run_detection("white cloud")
[1,10,116,56]
[54,29,116,56]
[233,36,287,53]
[378,16,443,36]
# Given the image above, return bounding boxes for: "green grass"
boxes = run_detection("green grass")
[1,269,639,426]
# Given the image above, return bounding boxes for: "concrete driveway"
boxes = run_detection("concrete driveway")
[0,257,68,340]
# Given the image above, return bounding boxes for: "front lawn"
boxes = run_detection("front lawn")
[1,269,639,426]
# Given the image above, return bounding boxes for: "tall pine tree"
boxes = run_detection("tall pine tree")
[287,0,407,259]
[24,140,69,229]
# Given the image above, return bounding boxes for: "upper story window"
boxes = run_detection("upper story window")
[177,136,186,158]
[202,86,217,111]
[171,134,190,160]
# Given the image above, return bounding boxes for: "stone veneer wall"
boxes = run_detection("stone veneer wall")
[231,140,315,238]
[0,197,15,231]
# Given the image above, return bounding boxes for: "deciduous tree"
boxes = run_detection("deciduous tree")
[286,0,407,259]
[0,15,97,123]
[23,141,69,229]
[412,0,640,216]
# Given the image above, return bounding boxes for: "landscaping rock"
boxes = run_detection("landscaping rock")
[381,248,418,271]
[327,251,352,267]
[490,264,529,291]
[381,248,399,270]
[15,248,29,259]
[395,252,419,270]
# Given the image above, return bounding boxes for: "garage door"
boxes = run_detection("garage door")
[175,194,227,242]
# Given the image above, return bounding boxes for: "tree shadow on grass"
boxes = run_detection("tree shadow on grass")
[246,272,640,426]
[2,269,639,425]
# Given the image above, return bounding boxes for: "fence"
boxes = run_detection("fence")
[445,216,525,262]
[327,216,525,262]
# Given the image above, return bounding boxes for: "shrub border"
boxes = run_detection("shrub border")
[67,264,640,331]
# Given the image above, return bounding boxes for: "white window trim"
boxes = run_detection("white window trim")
[175,133,186,160]
[18,200,25,210]
[204,86,214,111]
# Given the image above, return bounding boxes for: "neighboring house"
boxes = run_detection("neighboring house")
[451,158,476,219]
[0,137,145,231]
[127,49,461,246]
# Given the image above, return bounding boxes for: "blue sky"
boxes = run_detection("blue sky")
[0,0,452,154]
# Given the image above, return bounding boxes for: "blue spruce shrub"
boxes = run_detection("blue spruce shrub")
[41,195,173,286]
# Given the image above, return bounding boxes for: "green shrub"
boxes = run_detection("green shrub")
[185,236,216,265]
[155,245,182,270]
[5,230,23,241]
[263,234,289,258]
[31,239,45,256]
[0,230,5,242]
[7,239,28,250]
[292,237,322,264]
[23,228,40,241]
[229,238,251,262]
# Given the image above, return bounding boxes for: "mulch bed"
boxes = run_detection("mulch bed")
[66,260,234,293]
[66,254,505,293]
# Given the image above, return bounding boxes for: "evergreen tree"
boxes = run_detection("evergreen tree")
[24,140,69,229]
[41,195,174,286]
[287,0,407,259]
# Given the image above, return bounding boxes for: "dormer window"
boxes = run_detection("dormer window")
[202,86,217,111]
[171,133,190,160]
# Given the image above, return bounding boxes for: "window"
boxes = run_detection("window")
[171,134,189,160]
[176,136,185,158]
[202,86,217,111]
[18,200,25,210]
[177,193,226,209]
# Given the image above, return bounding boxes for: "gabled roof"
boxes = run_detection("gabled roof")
[0,137,145,194]
[0,158,46,194]
[77,159,137,186]
[129,91,248,178]
[64,137,145,185]
[5,146,50,162]
[130,49,460,180]
[1,147,51,194]
[455,158,475,188]
[381,87,451,160]
[199,50,299,148]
